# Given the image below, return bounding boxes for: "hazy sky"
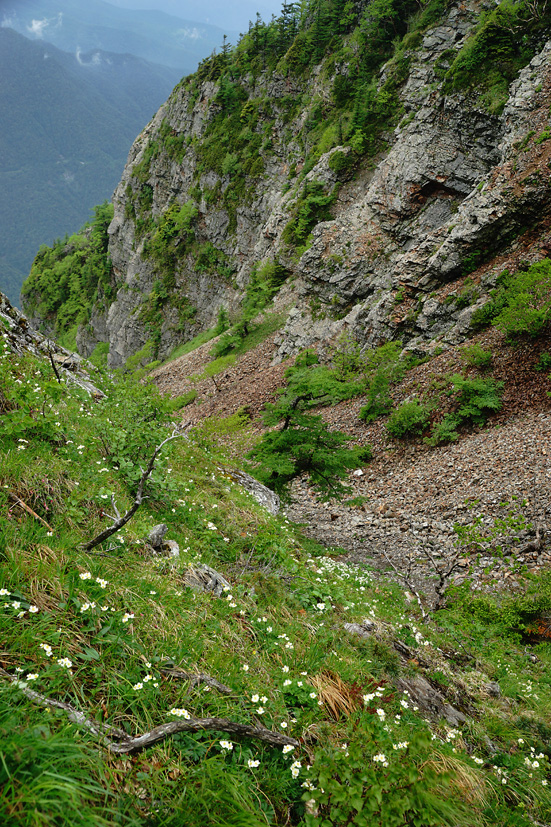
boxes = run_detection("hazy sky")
[104,0,285,31]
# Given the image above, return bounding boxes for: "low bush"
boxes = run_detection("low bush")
[425,375,503,446]
[461,343,493,368]
[472,259,551,338]
[386,400,431,438]
[492,260,551,338]
[358,342,409,423]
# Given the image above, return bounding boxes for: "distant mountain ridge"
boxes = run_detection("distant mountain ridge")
[0,26,181,304]
[1,0,236,72]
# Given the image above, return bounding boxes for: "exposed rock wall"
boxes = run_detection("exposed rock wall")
[77,0,551,367]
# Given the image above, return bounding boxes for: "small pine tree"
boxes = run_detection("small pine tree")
[248,351,371,499]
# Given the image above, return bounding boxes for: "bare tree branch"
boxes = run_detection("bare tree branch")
[48,349,62,384]
[8,492,54,533]
[421,544,466,611]
[0,668,298,754]
[381,546,428,619]
[159,667,233,695]
[84,432,183,551]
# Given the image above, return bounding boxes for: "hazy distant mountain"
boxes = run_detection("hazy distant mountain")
[103,0,285,32]
[1,0,236,72]
[0,27,181,304]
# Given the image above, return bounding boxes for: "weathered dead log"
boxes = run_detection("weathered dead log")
[159,667,233,695]
[0,667,298,754]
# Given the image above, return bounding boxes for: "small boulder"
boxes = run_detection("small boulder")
[183,564,231,597]
[147,524,168,549]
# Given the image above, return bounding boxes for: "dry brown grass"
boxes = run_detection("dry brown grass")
[310,671,361,720]
[423,750,489,807]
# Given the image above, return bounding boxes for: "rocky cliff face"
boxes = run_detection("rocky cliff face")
[58,0,551,366]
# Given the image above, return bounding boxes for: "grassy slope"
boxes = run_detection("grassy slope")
[1,325,551,826]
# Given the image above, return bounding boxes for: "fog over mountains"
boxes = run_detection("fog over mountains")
[0,0,282,305]
[1,0,236,72]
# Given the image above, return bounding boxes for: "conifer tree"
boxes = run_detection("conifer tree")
[248,352,371,499]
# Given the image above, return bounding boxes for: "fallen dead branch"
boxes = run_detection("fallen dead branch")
[8,492,54,532]
[0,667,298,754]
[159,667,233,695]
[84,431,184,551]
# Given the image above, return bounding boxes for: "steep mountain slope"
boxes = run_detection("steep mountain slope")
[2,285,551,827]
[0,27,179,305]
[23,0,551,368]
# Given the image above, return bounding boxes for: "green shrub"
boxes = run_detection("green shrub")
[328,150,354,176]
[214,306,230,335]
[282,181,335,248]
[461,343,493,368]
[386,400,430,438]
[304,725,471,827]
[425,414,460,446]
[535,351,551,371]
[472,260,551,337]
[425,374,503,446]
[358,342,408,423]
[148,201,198,277]
[492,259,551,338]
[451,374,504,425]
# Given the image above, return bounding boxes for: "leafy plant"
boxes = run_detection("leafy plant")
[304,724,476,827]
[386,400,431,438]
[358,342,408,423]
[472,259,551,337]
[425,374,503,446]
[461,343,493,369]
[492,259,551,338]
[248,352,371,499]
[282,181,335,248]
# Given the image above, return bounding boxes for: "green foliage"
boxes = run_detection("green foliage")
[386,400,431,438]
[452,374,504,424]
[535,351,551,371]
[358,342,409,423]
[471,259,551,336]
[425,374,504,445]
[0,349,66,446]
[304,725,470,827]
[214,306,230,335]
[211,260,289,359]
[327,149,355,176]
[21,203,114,337]
[194,242,234,281]
[249,352,372,499]
[461,343,493,368]
[425,414,461,446]
[148,201,198,278]
[0,696,131,827]
[249,409,371,500]
[443,0,551,114]
[93,376,178,496]
[282,181,336,248]
[492,259,551,338]
[88,342,110,369]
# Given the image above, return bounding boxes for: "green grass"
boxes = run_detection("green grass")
[1,331,551,826]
